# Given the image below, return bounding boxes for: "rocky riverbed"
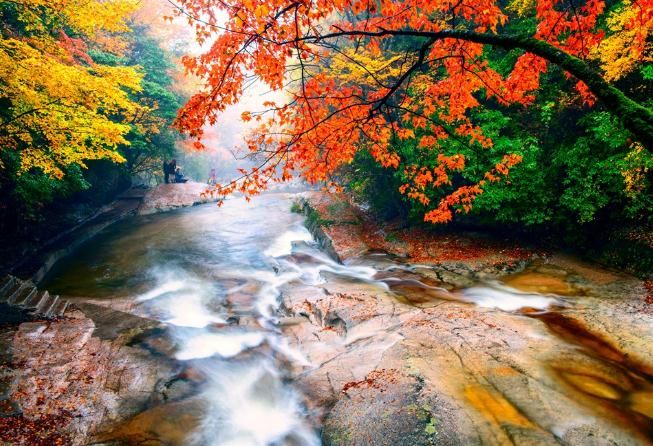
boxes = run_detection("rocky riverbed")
[1,190,651,445]
[0,183,220,445]
[280,192,653,445]
[0,300,185,445]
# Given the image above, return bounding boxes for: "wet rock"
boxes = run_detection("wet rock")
[3,302,180,445]
[284,193,653,445]
[138,182,218,216]
[154,374,198,403]
[287,283,653,444]
[323,375,443,446]
[73,301,162,341]
[629,391,653,418]
[559,372,622,400]
[91,397,207,446]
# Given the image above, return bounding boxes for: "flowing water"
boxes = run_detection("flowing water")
[42,193,653,444]
[43,193,388,445]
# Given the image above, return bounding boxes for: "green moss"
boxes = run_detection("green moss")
[323,424,353,446]
[405,401,439,444]
[425,417,438,435]
[305,206,335,228]
[384,232,400,243]
[326,201,349,216]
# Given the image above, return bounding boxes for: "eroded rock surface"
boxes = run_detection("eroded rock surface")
[138,182,217,215]
[4,191,652,446]
[0,302,187,445]
[282,192,653,446]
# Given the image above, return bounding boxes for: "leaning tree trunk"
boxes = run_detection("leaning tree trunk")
[323,28,653,149]
[439,30,653,150]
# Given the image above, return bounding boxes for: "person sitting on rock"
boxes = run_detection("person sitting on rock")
[169,159,177,182]
[163,158,177,184]
[207,168,217,186]
[174,166,188,183]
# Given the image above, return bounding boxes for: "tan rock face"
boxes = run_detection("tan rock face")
[284,192,653,446]
[138,182,218,216]
[92,397,208,445]
[6,191,651,445]
[2,304,181,445]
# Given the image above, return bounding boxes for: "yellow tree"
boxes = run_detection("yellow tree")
[0,0,146,179]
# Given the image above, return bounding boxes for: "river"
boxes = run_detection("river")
[43,193,388,445]
[42,192,653,445]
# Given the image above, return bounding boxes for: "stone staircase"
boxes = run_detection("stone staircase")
[0,275,69,318]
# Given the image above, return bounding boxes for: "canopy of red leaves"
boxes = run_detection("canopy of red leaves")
[171,0,653,222]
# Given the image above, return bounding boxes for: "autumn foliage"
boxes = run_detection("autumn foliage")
[172,0,653,222]
[0,0,191,232]
[0,0,145,179]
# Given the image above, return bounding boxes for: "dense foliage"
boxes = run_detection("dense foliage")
[0,0,651,269]
[348,91,653,231]
[345,32,653,236]
[173,0,652,230]
[0,0,184,234]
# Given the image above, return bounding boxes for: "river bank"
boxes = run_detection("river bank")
[1,194,320,445]
[0,182,221,444]
[281,191,653,445]
[2,182,217,285]
[1,191,652,445]
[0,293,182,445]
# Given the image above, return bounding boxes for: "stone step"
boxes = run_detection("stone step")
[0,276,15,296]
[41,295,60,318]
[34,290,53,312]
[0,275,70,319]
[9,286,37,306]
[50,299,69,318]
[1,282,25,304]
[24,290,47,309]
[37,293,58,315]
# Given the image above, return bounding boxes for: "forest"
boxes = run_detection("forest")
[0,0,188,258]
[1,0,651,273]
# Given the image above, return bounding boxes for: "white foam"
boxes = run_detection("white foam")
[175,331,267,360]
[460,282,561,311]
[136,272,224,328]
[264,226,314,257]
[136,279,185,301]
[284,245,384,287]
[193,361,320,446]
[164,292,225,328]
[268,336,312,367]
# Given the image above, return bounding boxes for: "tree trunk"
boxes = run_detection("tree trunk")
[436,30,653,150]
[321,29,653,148]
